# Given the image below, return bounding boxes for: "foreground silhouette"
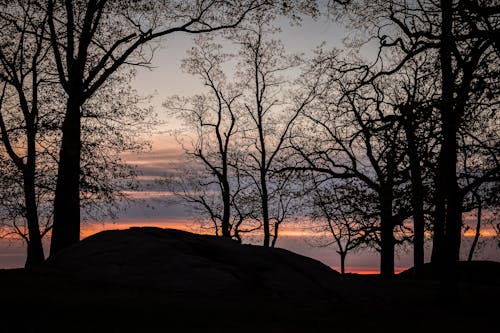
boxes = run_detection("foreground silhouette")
[46,227,341,299]
[1,228,499,333]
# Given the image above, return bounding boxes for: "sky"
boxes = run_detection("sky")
[1,12,498,271]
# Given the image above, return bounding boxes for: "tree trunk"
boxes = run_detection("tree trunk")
[403,117,425,278]
[24,170,44,267]
[438,0,460,302]
[339,251,346,275]
[445,185,462,263]
[431,156,446,272]
[23,118,45,267]
[50,96,81,256]
[257,99,270,247]
[258,113,270,247]
[467,194,482,261]
[261,175,270,247]
[379,190,395,277]
[271,222,279,248]
[440,0,461,266]
[221,180,231,238]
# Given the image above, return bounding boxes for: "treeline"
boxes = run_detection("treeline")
[0,0,313,267]
[0,1,498,281]
[166,1,499,278]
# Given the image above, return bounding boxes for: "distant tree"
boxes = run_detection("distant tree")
[165,36,245,239]
[234,14,318,247]
[493,215,500,249]
[289,50,415,276]
[466,190,483,262]
[166,13,319,247]
[309,176,368,274]
[464,184,499,261]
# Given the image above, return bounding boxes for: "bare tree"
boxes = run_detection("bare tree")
[43,0,283,256]
[0,1,55,266]
[382,56,441,277]
[308,176,368,274]
[329,0,500,281]
[288,48,417,276]
[235,15,317,247]
[0,1,159,267]
[165,36,244,238]
[464,183,499,261]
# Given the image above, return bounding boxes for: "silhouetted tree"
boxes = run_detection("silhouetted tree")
[308,176,368,274]
[166,12,319,246]
[44,0,286,255]
[0,1,56,266]
[289,51,414,276]
[331,0,499,280]
[0,1,153,266]
[464,184,499,261]
[165,36,246,238]
[382,56,441,277]
[234,14,318,246]
[466,190,482,261]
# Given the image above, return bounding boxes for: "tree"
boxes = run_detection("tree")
[234,15,317,247]
[308,176,368,274]
[0,1,159,267]
[44,0,283,255]
[382,56,441,277]
[331,0,499,279]
[289,50,415,276]
[167,11,319,247]
[165,36,244,239]
[0,0,56,266]
[463,183,499,261]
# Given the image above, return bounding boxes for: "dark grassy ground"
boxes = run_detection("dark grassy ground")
[1,265,498,333]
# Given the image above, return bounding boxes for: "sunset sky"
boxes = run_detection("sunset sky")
[1,12,498,272]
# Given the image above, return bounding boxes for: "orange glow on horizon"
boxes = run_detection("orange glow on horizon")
[80,219,196,238]
[463,229,497,237]
[1,218,497,241]
[80,222,412,276]
[337,267,408,275]
[80,220,498,239]
[79,219,339,239]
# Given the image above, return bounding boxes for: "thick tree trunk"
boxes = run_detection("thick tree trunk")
[438,0,460,302]
[431,157,446,271]
[339,251,346,275]
[404,120,425,278]
[379,190,395,277]
[50,96,81,256]
[445,192,462,262]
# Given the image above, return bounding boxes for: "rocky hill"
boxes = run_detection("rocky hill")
[46,227,341,299]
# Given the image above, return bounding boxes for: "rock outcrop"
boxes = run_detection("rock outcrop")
[46,227,341,299]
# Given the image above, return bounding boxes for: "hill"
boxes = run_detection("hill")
[1,227,498,333]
